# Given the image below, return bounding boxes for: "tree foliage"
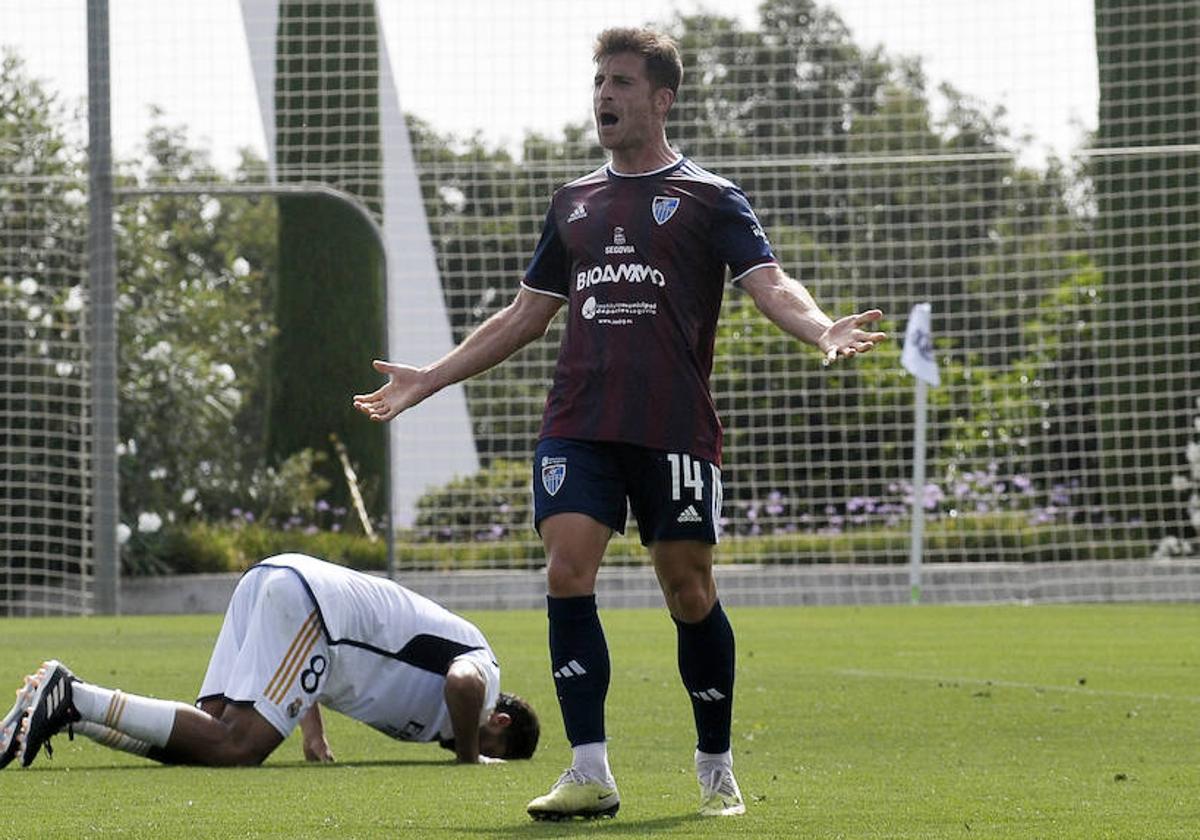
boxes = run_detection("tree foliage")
[8,0,1190,572]
[269,0,386,513]
[0,51,91,592]
[407,1,1096,531]
[1092,0,1200,530]
[114,121,283,539]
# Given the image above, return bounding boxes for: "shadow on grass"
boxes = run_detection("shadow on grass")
[15,756,453,773]
[456,814,701,836]
[259,758,453,770]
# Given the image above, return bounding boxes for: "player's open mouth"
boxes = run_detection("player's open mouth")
[599,113,618,127]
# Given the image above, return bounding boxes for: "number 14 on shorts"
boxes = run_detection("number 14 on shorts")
[667,453,704,501]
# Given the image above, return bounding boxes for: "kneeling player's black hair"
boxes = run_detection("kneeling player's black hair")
[437,692,540,760]
[495,692,539,760]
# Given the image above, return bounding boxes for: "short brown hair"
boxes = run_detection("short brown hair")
[495,692,540,760]
[594,27,683,95]
[436,692,540,760]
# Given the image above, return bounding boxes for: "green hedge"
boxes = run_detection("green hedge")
[731,515,1144,565]
[143,513,1146,576]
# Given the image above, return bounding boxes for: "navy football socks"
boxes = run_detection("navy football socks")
[547,594,610,747]
[675,599,736,754]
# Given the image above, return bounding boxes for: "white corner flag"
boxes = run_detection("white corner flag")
[901,302,940,386]
[902,303,938,605]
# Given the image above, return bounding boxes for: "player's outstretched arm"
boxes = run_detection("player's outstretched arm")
[300,704,334,763]
[352,287,563,422]
[740,265,886,363]
[817,309,888,364]
[443,657,496,764]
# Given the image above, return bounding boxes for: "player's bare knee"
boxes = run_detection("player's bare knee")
[198,697,226,718]
[208,734,271,766]
[665,587,715,623]
[656,570,716,621]
[229,743,271,766]
[210,707,281,766]
[546,556,596,596]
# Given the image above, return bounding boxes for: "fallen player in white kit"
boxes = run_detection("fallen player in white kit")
[0,554,539,769]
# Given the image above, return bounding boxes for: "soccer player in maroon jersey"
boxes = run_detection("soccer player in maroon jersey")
[354,27,886,820]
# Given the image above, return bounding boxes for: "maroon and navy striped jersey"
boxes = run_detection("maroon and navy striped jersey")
[522,156,777,464]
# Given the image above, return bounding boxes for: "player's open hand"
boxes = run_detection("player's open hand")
[303,735,335,763]
[352,360,433,422]
[818,309,887,364]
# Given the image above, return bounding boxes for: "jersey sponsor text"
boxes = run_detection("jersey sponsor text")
[576,262,666,290]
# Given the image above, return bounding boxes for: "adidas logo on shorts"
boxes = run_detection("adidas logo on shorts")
[676,505,703,524]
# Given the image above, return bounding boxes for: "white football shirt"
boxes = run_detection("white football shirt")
[256,553,500,743]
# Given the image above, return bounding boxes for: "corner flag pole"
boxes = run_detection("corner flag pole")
[908,376,929,604]
[901,303,939,605]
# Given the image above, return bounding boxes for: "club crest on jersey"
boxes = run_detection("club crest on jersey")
[541,457,567,496]
[652,195,680,225]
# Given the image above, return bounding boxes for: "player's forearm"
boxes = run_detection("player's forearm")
[299,705,326,742]
[746,271,834,348]
[448,713,482,763]
[424,317,534,392]
[299,705,336,762]
[424,294,555,393]
[445,674,484,762]
[443,664,487,763]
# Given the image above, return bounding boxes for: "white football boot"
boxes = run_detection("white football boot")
[527,766,620,820]
[697,758,746,816]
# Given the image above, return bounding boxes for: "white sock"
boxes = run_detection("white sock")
[71,683,178,747]
[696,748,733,771]
[73,719,152,757]
[572,741,613,783]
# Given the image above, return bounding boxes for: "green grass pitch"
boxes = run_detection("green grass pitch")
[0,603,1197,838]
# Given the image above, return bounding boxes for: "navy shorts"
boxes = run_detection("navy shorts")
[532,438,723,546]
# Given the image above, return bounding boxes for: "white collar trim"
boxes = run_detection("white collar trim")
[608,155,685,178]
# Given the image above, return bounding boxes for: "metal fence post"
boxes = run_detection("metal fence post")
[87,0,120,615]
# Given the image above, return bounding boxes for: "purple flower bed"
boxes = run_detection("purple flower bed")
[721,462,1090,537]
